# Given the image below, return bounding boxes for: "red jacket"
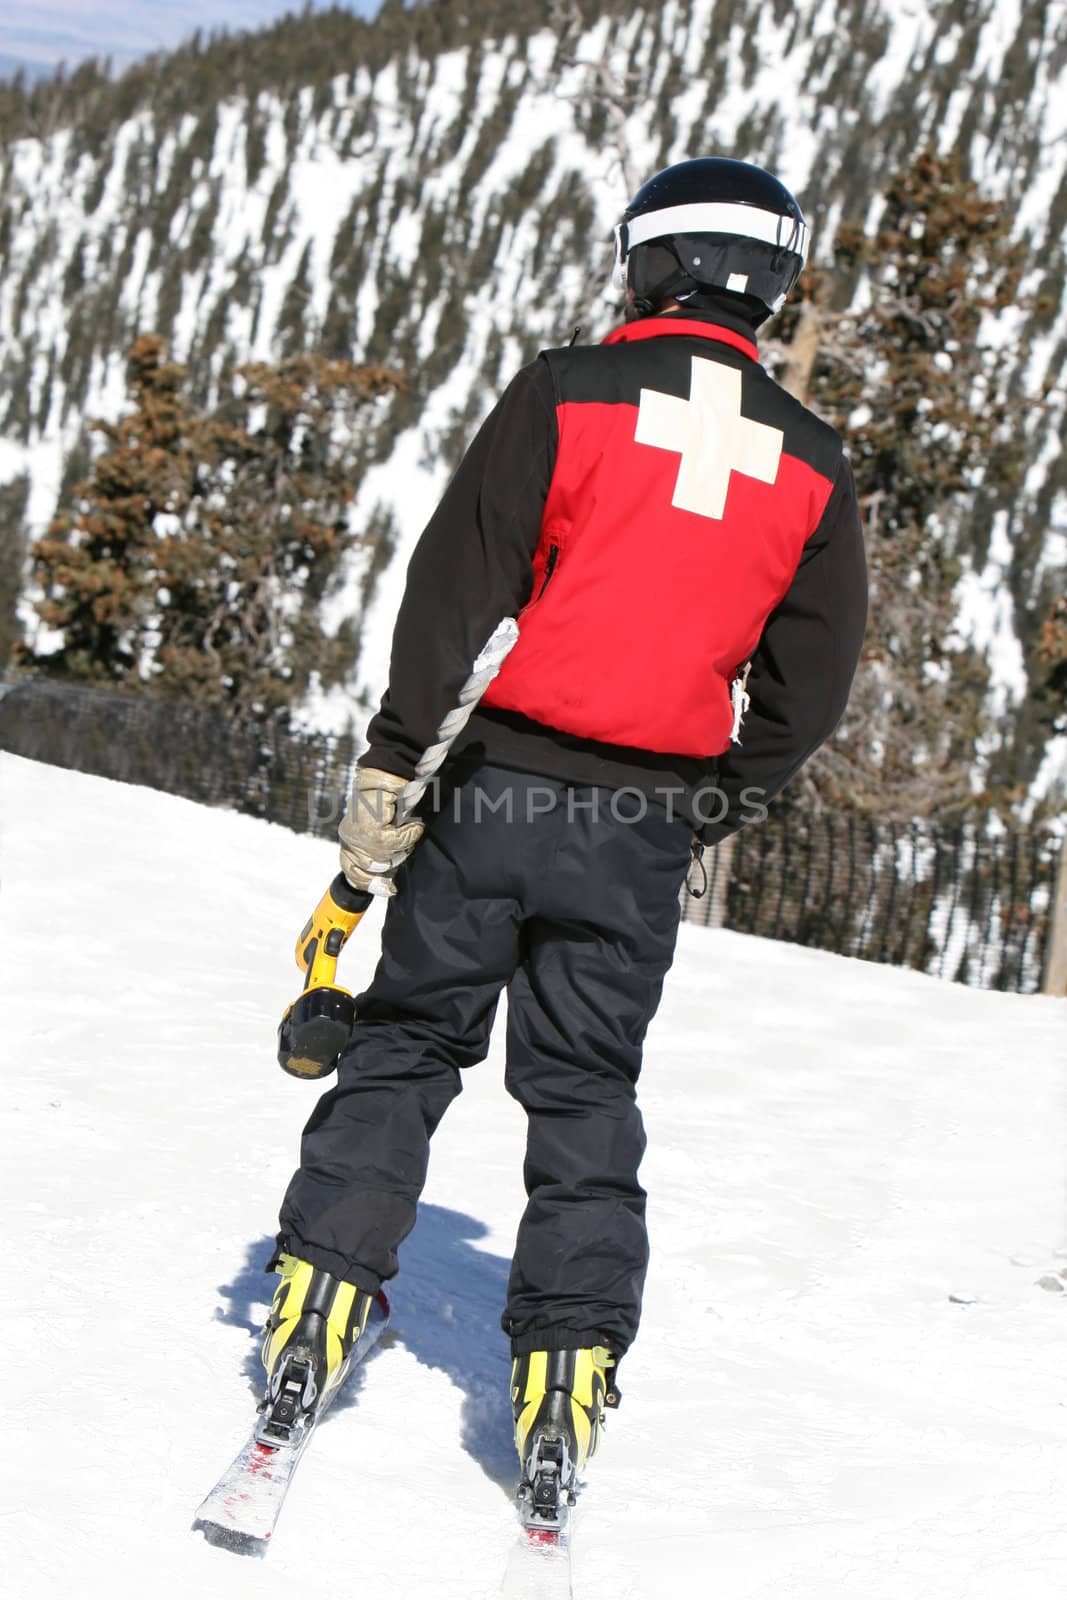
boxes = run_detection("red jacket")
[482,317,839,756]
[362,308,867,841]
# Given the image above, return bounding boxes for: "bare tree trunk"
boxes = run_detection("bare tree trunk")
[778,302,821,403]
[1043,841,1067,997]
[547,0,642,196]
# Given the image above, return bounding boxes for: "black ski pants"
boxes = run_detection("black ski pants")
[278,759,692,1358]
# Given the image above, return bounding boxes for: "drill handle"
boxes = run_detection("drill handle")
[295,873,374,992]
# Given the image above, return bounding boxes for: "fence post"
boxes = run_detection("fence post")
[1043,840,1067,998]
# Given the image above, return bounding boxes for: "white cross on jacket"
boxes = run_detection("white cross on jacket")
[635,355,785,519]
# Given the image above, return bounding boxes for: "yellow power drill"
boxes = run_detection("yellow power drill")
[276,619,520,1080]
[277,873,373,1078]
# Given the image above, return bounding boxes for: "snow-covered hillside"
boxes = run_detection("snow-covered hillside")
[1,0,1065,776]
[3,751,1064,1599]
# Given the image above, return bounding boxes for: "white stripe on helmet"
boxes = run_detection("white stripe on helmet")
[622,201,810,261]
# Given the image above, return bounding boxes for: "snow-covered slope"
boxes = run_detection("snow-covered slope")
[3,752,1064,1599]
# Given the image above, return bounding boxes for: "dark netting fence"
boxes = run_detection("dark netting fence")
[0,677,357,834]
[2,678,1061,994]
[682,814,1059,994]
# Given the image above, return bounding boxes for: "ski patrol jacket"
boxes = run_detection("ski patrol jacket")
[361,307,868,843]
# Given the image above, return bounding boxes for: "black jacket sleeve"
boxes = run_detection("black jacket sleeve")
[699,453,868,846]
[360,358,558,778]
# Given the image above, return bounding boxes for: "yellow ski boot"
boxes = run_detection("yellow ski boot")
[511,1347,618,1532]
[257,1253,374,1445]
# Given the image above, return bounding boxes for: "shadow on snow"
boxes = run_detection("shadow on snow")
[215,1202,516,1493]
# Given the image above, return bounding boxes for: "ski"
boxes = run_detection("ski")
[193,1289,390,1555]
[502,1431,575,1599]
[502,1523,573,1600]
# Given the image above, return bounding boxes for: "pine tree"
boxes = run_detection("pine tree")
[149,349,402,717]
[771,149,1027,821]
[26,336,192,683]
[0,474,29,671]
[1036,595,1067,740]
[23,335,402,721]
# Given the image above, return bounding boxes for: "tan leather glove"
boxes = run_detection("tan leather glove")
[338,767,425,892]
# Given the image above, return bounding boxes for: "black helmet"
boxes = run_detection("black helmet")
[613,157,809,322]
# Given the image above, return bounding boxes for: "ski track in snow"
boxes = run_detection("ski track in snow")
[2,753,1064,1600]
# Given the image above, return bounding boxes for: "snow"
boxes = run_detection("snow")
[3,752,1065,1598]
[2,0,1065,774]
[955,508,1029,713]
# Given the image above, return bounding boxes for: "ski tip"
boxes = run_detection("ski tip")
[192,1516,271,1558]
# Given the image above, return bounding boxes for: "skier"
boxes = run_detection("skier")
[260,158,868,1512]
